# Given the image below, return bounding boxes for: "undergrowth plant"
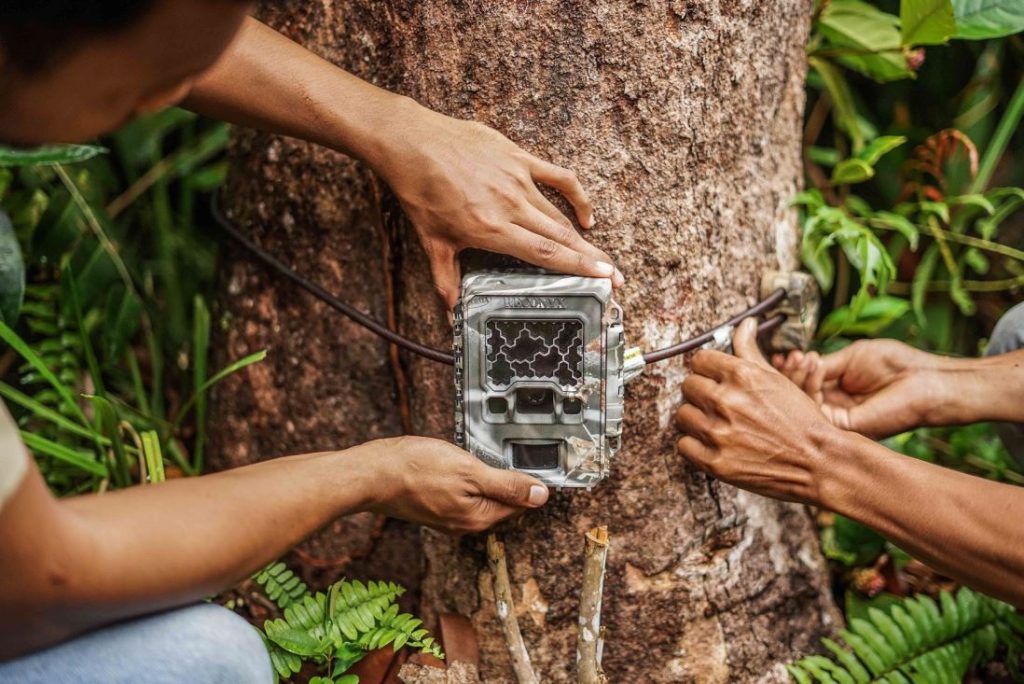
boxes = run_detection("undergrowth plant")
[793,0,1024,681]
[787,587,1024,683]
[0,112,259,491]
[253,562,444,684]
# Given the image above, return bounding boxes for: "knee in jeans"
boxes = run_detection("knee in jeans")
[176,605,273,684]
[987,301,1024,357]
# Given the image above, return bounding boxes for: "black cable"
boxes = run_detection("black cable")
[641,288,787,364]
[212,195,788,368]
[212,195,457,365]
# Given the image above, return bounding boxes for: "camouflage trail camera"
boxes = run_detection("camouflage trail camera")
[454,272,627,488]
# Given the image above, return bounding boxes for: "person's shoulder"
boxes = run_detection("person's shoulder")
[0,400,29,513]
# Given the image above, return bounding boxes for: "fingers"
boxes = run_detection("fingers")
[680,374,719,413]
[674,403,713,441]
[690,349,736,381]
[820,343,857,380]
[498,222,616,281]
[529,157,595,229]
[426,244,461,311]
[675,435,713,472]
[523,190,624,287]
[474,464,549,508]
[732,318,771,368]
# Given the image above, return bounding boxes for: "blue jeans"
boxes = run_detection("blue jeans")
[986,301,1024,465]
[0,604,273,684]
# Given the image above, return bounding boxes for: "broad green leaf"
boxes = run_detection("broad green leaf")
[819,296,910,337]
[0,209,25,325]
[856,135,906,166]
[953,0,1024,39]
[817,0,913,82]
[832,159,876,185]
[0,144,106,167]
[902,0,956,45]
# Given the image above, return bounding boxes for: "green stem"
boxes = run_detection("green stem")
[871,219,1024,263]
[971,75,1024,193]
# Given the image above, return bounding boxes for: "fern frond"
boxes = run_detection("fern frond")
[254,561,309,610]
[787,588,1024,683]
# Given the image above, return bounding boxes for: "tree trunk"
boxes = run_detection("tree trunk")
[212,1,840,681]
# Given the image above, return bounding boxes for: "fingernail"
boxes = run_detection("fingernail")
[595,261,614,277]
[446,309,454,327]
[528,484,549,506]
[588,215,597,229]
[613,267,625,287]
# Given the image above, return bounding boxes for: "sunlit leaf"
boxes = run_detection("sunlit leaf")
[901,0,956,46]
[832,158,876,185]
[953,0,1024,39]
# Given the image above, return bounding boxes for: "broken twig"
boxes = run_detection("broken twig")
[577,526,609,684]
[486,533,539,684]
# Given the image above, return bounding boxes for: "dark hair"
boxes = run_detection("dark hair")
[0,1,161,72]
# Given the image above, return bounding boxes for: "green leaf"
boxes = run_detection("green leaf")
[0,319,89,426]
[809,57,864,151]
[911,244,940,325]
[819,295,910,338]
[902,0,956,45]
[141,430,165,484]
[856,135,907,166]
[953,0,1024,39]
[0,144,106,167]
[191,296,210,472]
[0,209,25,325]
[21,430,107,477]
[101,287,142,365]
[871,211,919,250]
[816,0,913,83]
[831,159,876,185]
[266,626,322,657]
[171,350,267,432]
[0,381,105,443]
[84,395,131,486]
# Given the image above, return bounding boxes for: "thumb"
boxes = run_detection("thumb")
[476,466,549,508]
[732,318,771,368]
[428,246,462,312]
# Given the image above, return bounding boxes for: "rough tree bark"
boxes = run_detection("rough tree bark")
[212,1,841,681]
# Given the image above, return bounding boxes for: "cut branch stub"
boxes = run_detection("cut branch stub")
[486,533,539,684]
[577,526,609,684]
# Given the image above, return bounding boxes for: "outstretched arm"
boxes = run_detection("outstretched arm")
[0,437,548,659]
[183,18,622,307]
[675,319,1024,607]
[772,340,1024,438]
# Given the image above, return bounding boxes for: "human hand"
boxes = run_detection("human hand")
[674,318,842,505]
[360,436,549,535]
[375,99,623,309]
[771,339,944,439]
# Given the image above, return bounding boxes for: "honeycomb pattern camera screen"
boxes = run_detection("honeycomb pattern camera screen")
[485,319,584,389]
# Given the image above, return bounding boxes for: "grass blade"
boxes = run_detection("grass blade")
[21,430,107,477]
[171,350,266,433]
[191,295,210,473]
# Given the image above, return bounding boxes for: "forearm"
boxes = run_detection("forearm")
[183,17,407,171]
[0,447,385,657]
[822,430,1024,607]
[926,349,1024,426]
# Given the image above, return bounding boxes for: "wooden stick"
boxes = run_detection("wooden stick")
[486,534,539,684]
[577,526,609,684]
